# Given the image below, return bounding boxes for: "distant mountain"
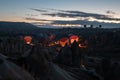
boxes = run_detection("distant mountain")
[0,21,39,35]
[0,21,38,29]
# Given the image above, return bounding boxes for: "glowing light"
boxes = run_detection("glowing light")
[59,38,69,47]
[69,35,79,44]
[24,36,32,44]
[79,44,87,48]
[26,42,31,44]
[81,64,85,67]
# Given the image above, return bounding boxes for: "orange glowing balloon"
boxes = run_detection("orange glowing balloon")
[59,38,69,47]
[24,36,32,44]
[69,35,79,44]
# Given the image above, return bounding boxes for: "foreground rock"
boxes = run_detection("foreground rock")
[0,53,34,80]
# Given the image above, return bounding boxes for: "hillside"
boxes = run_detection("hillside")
[0,22,39,35]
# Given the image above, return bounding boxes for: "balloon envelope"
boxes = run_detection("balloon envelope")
[59,38,69,47]
[69,35,79,44]
[24,36,32,44]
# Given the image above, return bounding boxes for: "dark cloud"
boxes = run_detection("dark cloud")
[28,8,120,21]
[26,14,38,17]
[29,8,47,12]
[106,10,116,14]
[27,7,120,26]
[43,13,74,18]
[52,20,92,25]
[25,17,51,21]
[42,9,120,21]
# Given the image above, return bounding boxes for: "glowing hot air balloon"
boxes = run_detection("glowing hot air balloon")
[69,35,79,44]
[24,36,32,44]
[59,38,69,47]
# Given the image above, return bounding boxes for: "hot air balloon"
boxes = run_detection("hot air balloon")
[69,35,79,44]
[24,36,32,44]
[59,38,69,47]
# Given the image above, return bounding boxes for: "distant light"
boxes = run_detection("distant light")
[24,36,32,44]
[79,44,87,48]
[26,42,31,44]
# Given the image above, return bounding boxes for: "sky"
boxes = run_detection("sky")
[0,0,120,28]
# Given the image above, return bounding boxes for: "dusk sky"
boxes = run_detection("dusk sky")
[0,0,120,28]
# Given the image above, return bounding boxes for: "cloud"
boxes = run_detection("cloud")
[31,19,120,28]
[52,20,96,25]
[29,8,47,12]
[42,13,73,18]
[29,8,120,21]
[25,17,51,21]
[27,7,120,27]
[26,14,38,17]
[42,10,120,21]
[106,10,116,14]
